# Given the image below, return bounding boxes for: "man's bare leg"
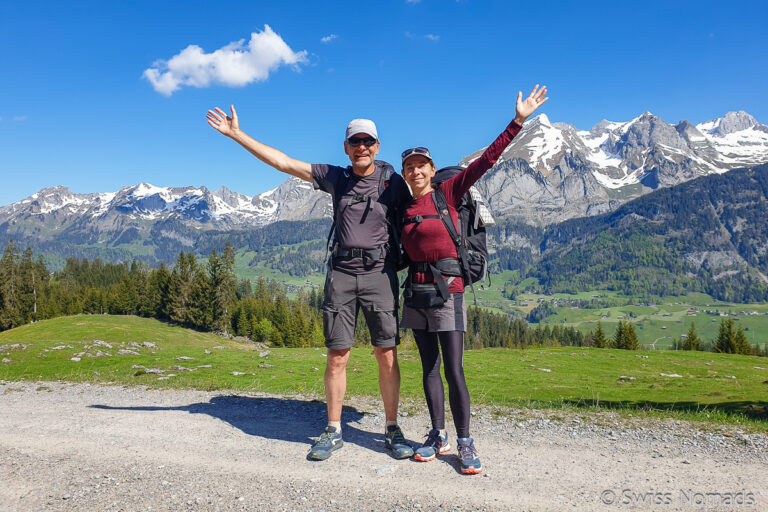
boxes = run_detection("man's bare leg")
[373,346,400,422]
[325,348,351,422]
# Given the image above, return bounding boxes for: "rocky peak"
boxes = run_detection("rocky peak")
[710,111,758,136]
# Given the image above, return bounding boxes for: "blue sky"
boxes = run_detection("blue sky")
[1,0,766,206]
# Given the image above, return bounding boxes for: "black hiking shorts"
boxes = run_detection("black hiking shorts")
[322,266,399,350]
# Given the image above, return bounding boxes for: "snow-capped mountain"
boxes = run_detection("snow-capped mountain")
[463,110,768,225]
[1,111,766,255]
[0,179,330,230]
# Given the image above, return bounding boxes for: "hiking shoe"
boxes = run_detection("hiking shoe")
[384,424,414,459]
[414,429,451,462]
[308,426,343,461]
[457,437,482,474]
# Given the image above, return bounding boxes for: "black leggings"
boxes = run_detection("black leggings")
[413,329,471,438]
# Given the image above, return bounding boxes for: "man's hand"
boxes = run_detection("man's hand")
[514,85,549,125]
[204,104,312,182]
[207,105,240,138]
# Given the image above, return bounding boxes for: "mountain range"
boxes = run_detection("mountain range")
[1,110,767,267]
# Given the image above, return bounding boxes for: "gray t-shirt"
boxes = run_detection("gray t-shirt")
[312,161,410,273]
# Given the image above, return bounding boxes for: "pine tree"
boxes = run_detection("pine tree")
[0,240,22,329]
[612,321,625,349]
[682,322,700,351]
[592,320,607,348]
[734,325,752,355]
[236,309,251,337]
[208,244,237,334]
[623,321,641,350]
[715,318,736,354]
[148,264,171,319]
[187,264,212,330]
[17,247,39,323]
[168,252,194,325]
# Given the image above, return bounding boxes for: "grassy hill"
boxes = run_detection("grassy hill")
[2,315,766,430]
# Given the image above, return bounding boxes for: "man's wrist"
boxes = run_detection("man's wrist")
[514,116,526,126]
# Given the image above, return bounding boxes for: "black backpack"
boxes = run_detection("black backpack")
[325,160,402,264]
[401,166,493,306]
[431,166,493,289]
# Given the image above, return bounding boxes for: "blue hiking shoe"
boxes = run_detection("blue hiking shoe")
[457,437,482,474]
[384,424,414,459]
[309,426,343,461]
[414,429,451,462]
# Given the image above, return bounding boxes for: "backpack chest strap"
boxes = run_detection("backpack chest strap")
[403,214,441,225]
[341,193,374,210]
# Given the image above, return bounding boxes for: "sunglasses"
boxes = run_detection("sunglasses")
[347,136,377,147]
[401,147,431,160]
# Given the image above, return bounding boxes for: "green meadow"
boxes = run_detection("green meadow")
[2,315,767,430]
[532,295,768,351]
[235,257,768,350]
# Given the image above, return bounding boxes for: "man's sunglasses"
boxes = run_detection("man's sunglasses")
[347,136,377,147]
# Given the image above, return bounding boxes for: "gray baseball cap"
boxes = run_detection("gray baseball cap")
[345,119,378,141]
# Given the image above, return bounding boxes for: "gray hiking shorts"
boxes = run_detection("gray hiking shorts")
[401,293,467,332]
[322,267,400,350]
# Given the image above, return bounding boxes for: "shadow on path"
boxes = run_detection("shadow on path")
[90,396,391,454]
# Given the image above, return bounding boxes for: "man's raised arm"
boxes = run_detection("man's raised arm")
[206,105,313,183]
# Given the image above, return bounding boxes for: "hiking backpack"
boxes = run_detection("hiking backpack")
[324,160,402,264]
[401,166,495,306]
[430,166,495,289]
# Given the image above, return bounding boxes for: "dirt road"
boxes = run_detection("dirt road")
[1,381,765,511]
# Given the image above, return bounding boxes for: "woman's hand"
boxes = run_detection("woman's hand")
[514,85,549,125]
[206,105,240,138]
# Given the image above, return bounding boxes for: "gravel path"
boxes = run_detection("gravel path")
[1,381,766,511]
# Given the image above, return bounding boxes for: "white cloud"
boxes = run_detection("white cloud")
[321,34,338,43]
[143,25,308,96]
[406,0,421,3]
[405,31,440,42]
[13,116,27,121]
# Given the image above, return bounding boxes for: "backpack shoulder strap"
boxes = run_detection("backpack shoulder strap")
[376,162,394,215]
[431,186,477,300]
[431,186,461,247]
[325,168,352,260]
[378,163,392,196]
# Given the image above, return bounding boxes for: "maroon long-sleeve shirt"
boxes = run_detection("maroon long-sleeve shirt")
[401,120,522,293]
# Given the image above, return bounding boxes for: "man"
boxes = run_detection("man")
[207,106,413,461]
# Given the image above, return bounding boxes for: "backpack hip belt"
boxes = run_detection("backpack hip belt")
[409,257,462,278]
[332,243,389,263]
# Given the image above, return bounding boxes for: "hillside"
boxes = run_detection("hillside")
[528,164,768,301]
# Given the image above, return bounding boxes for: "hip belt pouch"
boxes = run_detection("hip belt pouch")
[403,283,446,309]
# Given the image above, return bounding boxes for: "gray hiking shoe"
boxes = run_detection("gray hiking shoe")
[384,424,414,459]
[309,426,343,461]
[414,429,451,462]
[457,437,482,474]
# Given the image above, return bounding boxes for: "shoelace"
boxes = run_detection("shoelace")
[389,428,406,444]
[459,443,477,460]
[423,431,440,448]
[318,431,336,445]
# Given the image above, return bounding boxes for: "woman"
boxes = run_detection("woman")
[399,85,548,474]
